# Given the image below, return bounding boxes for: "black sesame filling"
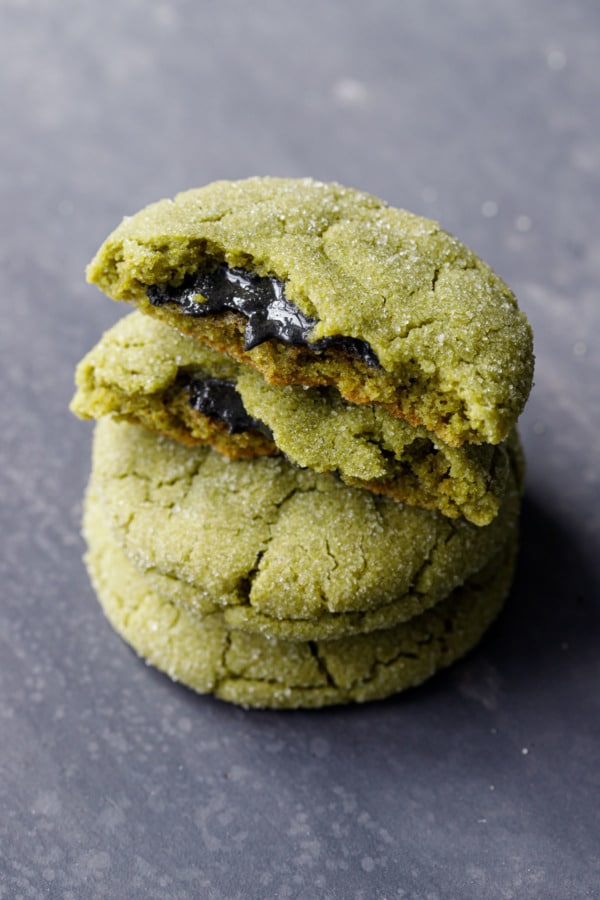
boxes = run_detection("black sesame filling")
[148,265,379,368]
[187,376,273,438]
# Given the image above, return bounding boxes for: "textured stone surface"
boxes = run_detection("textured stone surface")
[1,1,599,898]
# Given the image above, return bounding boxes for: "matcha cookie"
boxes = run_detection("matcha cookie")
[84,487,517,708]
[86,177,534,447]
[72,312,516,525]
[89,418,523,640]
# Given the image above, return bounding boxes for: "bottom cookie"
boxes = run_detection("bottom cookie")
[84,495,517,709]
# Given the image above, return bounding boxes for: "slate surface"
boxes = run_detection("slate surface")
[1,2,599,898]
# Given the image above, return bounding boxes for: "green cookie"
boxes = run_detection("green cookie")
[72,312,515,525]
[89,418,523,640]
[86,177,534,447]
[83,488,517,709]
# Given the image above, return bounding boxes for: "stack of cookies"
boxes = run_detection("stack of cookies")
[72,177,534,708]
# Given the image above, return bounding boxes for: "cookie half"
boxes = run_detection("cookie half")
[72,312,516,525]
[84,490,517,709]
[89,418,523,640]
[86,177,534,447]
[71,311,275,458]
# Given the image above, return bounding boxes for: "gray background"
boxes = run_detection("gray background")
[1,1,599,898]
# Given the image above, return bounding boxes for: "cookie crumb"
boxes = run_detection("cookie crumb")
[546,48,567,71]
[514,215,532,232]
[481,201,499,218]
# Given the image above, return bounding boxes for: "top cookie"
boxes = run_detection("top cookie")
[86,177,534,446]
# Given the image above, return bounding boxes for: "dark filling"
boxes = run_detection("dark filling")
[187,376,273,438]
[148,265,379,367]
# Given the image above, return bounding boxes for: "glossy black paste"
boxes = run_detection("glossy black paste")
[148,265,379,367]
[187,376,273,438]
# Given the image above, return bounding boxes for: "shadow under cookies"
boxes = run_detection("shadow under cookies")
[484,491,600,685]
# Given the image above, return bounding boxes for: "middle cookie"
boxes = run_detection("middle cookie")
[72,312,515,525]
[89,417,523,641]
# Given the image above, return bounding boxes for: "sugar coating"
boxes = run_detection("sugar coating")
[89,418,523,640]
[72,312,516,525]
[83,489,517,708]
[86,177,534,446]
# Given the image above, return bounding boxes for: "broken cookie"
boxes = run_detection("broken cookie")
[86,177,534,447]
[72,312,518,524]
